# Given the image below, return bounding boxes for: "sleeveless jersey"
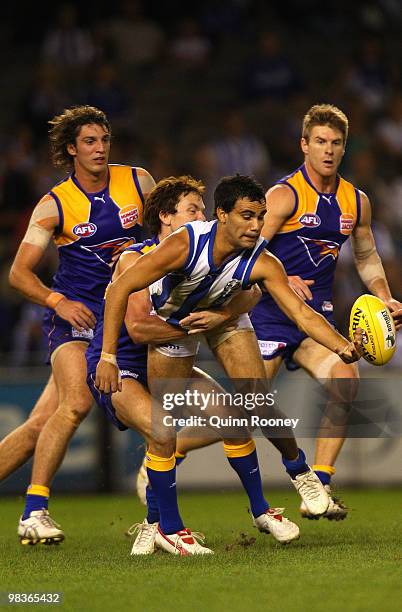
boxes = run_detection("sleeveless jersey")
[50,164,145,312]
[86,237,159,374]
[254,163,361,322]
[149,220,268,326]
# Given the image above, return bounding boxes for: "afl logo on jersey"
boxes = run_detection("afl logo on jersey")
[299,213,321,228]
[72,222,97,238]
[119,205,139,229]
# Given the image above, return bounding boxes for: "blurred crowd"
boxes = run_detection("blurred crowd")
[0,0,401,364]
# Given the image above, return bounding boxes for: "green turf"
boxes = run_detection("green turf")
[1,489,401,612]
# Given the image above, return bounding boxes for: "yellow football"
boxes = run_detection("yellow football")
[349,294,396,366]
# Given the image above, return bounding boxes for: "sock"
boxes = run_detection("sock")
[23,484,49,520]
[224,440,269,518]
[313,464,336,486]
[145,485,160,524]
[145,451,187,524]
[145,452,184,535]
[282,447,310,479]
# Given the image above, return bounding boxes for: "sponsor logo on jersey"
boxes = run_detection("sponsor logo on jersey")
[299,213,321,228]
[71,327,94,340]
[72,222,97,238]
[120,370,140,379]
[321,301,333,312]
[258,340,287,357]
[298,236,340,267]
[212,279,242,306]
[340,213,354,235]
[119,205,139,229]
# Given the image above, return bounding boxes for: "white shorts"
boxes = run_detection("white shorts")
[155,314,253,358]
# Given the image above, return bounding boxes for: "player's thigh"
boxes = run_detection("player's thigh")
[147,345,195,380]
[113,378,175,449]
[294,337,359,401]
[52,341,93,409]
[112,379,151,437]
[263,356,283,379]
[294,337,358,379]
[212,330,266,378]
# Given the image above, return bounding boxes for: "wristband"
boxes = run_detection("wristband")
[101,351,118,367]
[45,292,65,310]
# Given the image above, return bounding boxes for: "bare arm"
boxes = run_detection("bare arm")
[136,167,156,199]
[9,195,59,306]
[263,183,315,300]
[351,191,402,328]
[250,251,362,362]
[9,195,96,330]
[96,228,190,391]
[117,251,187,345]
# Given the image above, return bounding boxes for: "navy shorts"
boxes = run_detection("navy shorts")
[87,367,147,431]
[42,308,94,365]
[250,312,337,371]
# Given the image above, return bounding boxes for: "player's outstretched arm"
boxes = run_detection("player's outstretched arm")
[95,228,190,392]
[351,191,402,329]
[9,195,96,330]
[250,251,363,363]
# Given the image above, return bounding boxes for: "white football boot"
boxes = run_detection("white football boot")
[136,458,148,506]
[155,527,214,556]
[290,468,330,516]
[253,508,300,544]
[18,510,64,545]
[300,485,348,521]
[128,519,158,555]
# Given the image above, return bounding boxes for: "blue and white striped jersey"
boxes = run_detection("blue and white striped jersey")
[150,220,267,326]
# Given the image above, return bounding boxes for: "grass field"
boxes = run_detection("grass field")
[1,489,401,612]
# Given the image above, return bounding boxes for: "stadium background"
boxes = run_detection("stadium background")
[1,0,402,493]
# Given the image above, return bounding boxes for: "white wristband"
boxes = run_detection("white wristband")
[101,351,118,367]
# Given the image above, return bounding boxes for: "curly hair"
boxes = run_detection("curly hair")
[144,176,205,235]
[302,103,348,144]
[48,105,111,171]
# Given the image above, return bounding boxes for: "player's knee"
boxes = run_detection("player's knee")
[58,397,92,426]
[26,412,50,439]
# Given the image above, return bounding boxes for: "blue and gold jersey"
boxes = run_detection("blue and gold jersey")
[50,164,145,312]
[254,163,361,320]
[86,237,159,375]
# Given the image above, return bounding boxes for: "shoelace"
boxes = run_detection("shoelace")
[36,511,61,529]
[127,522,157,545]
[297,472,323,500]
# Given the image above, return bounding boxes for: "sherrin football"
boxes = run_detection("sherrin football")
[349,294,396,366]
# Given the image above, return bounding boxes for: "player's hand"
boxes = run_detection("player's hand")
[383,298,402,331]
[337,328,364,363]
[288,276,314,301]
[95,359,122,393]
[55,298,96,331]
[180,309,236,334]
